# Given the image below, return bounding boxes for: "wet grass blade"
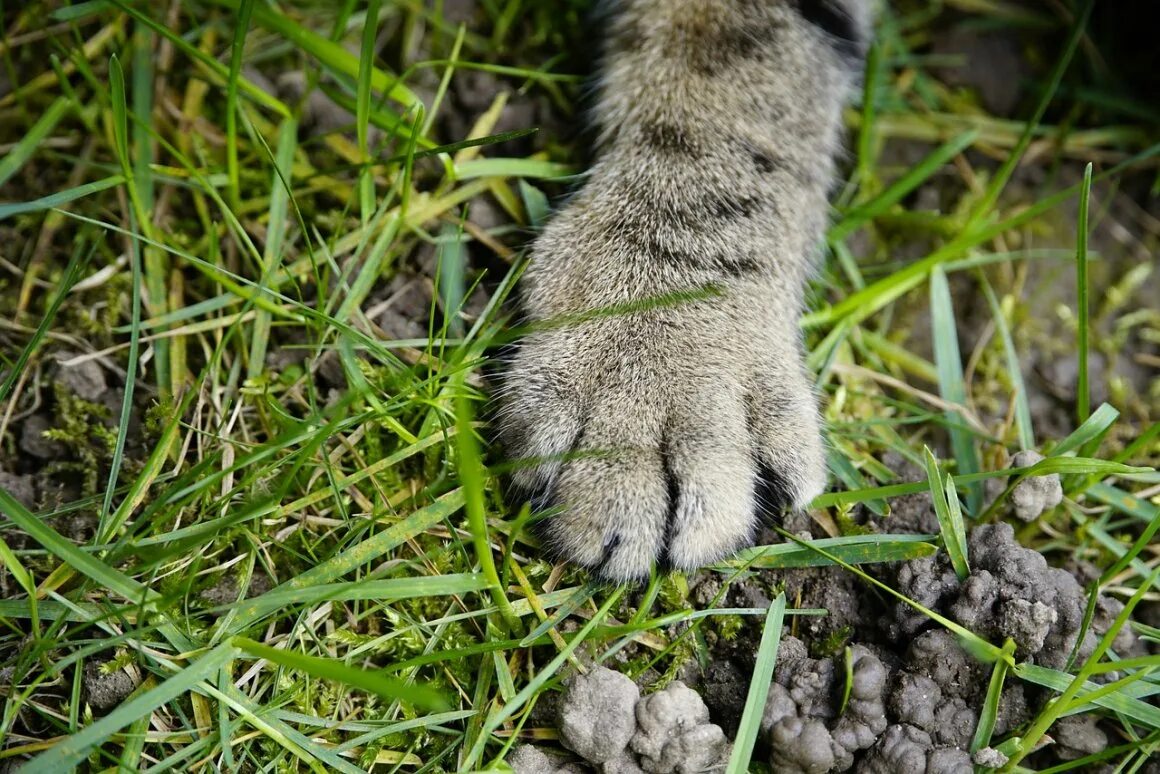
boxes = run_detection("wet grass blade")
[727,593,786,774]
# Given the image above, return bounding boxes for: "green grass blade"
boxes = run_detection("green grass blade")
[0,241,89,403]
[930,266,982,514]
[0,487,151,608]
[457,395,521,633]
[0,97,70,187]
[231,637,449,710]
[246,116,298,381]
[454,157,574,180]
[1053,402,1118,456]
[0,176,125,219]
[924,447,970,581]
[1004,565,1160,769]
[719,533,937,570]
[1075,162,1093,425]
[209,682,361,773]
[726,593,786,774]
[224,574,490,623]
[356,0,381,226]
[1013,662,1160,730]
[210,0,421,110]
[800,140,1160,332]
[469,588,625,770]
[972,639,1016,753]
[977,272,1035,451]
[962,0,1094,231]
[830,129,978,242]
[99,54,145,532]
[772,527,1006,665]
[224,0,255,210]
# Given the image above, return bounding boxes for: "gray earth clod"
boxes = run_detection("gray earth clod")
[895,523,1109,670]
[631,680,728,773]
[763,640,888,772]
[82,661,139,711]
[856,724,972,774]
[558,666,641,764]
[53,351,106,401]
[1008,450,1063,522]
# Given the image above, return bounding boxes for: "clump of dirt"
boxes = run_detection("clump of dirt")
[514,666,731,774]
[524,513,1152,772]
[82,660,140,712]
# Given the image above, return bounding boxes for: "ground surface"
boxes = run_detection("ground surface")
[0,1,1157,772]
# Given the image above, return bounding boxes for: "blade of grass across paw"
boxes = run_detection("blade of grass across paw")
[727,593,786,774]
